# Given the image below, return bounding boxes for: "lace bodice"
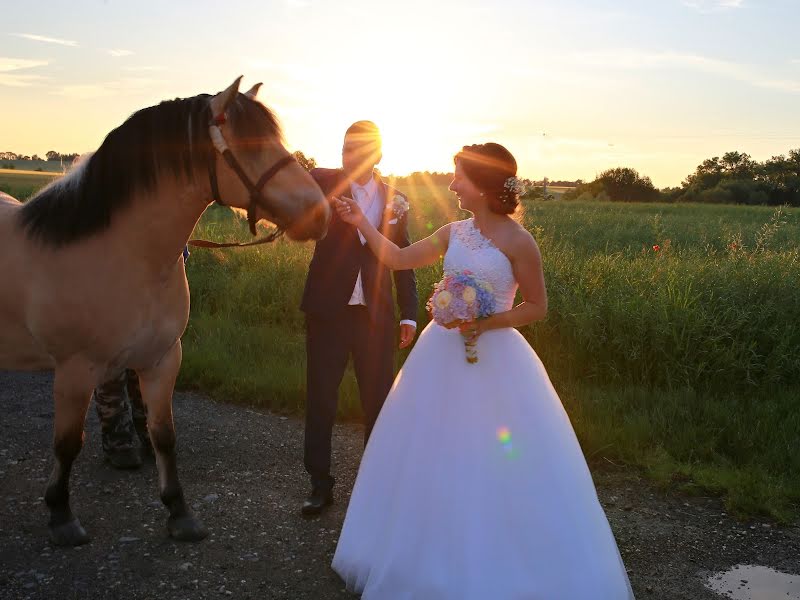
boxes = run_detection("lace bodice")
[443,219,518,313]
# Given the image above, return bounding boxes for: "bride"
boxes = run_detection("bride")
[331,143,634,599]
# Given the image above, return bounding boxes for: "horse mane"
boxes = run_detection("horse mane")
[19,92,281,247]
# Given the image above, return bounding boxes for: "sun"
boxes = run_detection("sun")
[373,105,451,177]
[349,43,459,177]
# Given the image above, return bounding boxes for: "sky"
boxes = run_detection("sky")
[1,0,799,187]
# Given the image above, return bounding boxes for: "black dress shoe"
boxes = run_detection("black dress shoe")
[301,488,333,516]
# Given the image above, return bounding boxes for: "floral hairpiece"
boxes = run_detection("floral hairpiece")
[503,176,527,197]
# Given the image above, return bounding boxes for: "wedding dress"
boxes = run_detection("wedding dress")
[332,219,635,599]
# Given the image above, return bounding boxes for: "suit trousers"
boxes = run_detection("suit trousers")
[304,305,395,490]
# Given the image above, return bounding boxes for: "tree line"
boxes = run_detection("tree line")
[6,146,798,206]
[565,149,800,206]
[1,151,80,163]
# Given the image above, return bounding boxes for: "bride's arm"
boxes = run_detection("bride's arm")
[335,196,450,270]
[465,230,548,338]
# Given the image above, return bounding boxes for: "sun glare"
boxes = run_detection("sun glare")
[367,76,456,177]
[350,41,458,177]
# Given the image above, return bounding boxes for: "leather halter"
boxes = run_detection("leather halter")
[188,112,295,249]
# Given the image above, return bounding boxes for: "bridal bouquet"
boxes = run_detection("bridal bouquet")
[426,270,496,364]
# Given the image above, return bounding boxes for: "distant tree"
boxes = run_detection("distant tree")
[46,150,61,161]
[596,167,660,202]
[760,149,800,205]
[398,171,455,187]
[562,179,604,201]
[720,151,758,179]
[523,186,555,201]
[674,148,799,206]
[542,179,581,187]
[293,150,316,171]
[695,178,770,205]
[561,168,660,202]
[660,187,682,203]
[31,154,42,161]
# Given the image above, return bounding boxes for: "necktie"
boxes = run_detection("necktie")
[355,186,369,211]
[353,186,369,244]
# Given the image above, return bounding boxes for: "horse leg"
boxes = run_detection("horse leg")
[126,369,153,455]
[137,340,207,542]
[45,360,95,546]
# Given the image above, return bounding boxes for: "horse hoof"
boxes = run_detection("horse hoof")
[49,519,90,547]
[167,515,208,542]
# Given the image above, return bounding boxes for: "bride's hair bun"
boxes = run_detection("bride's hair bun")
[454,143,519,215]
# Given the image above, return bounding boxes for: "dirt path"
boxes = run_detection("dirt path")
[1,370,797,599]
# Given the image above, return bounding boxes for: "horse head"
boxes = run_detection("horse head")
[207,77,330,241]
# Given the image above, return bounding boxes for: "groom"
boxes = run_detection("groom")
[300,121,418,515]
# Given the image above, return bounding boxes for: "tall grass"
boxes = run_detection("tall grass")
[532,241,800,390]
[181,191,799,521]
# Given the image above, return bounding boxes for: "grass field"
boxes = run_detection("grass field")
[182,184,799,521]
[0,159,68,173]
[0,168,59,200]
[4,169,799,521]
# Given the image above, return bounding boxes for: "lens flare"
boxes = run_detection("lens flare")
[497,426,515,458]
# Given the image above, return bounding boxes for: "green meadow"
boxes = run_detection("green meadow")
[6,170,800,521]
[182,183,799,522]
[0,169,59,200]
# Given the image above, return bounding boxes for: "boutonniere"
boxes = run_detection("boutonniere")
[386,194,410,220]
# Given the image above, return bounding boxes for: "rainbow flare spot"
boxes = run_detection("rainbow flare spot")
[497,426,515,458]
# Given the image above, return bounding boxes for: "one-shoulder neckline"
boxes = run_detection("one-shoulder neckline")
[453,219,512,272]
[467,218,499,249]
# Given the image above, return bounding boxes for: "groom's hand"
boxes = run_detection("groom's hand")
[399,323,416,349]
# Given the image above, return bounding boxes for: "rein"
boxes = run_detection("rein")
[188,111,294,249]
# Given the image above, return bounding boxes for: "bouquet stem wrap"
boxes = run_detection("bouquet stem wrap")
[462,333,478,364]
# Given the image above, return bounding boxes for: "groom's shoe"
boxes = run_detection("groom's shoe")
[301,487,333,516]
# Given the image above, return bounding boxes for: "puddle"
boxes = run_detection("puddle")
[706,565,800,600]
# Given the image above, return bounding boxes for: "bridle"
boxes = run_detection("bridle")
[188,110,295,249]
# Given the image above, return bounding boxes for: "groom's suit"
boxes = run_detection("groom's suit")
[301,168,417,490]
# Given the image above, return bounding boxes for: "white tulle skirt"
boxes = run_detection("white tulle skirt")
[332,323,634,599]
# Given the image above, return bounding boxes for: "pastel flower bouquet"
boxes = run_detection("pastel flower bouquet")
[426,270,496,363]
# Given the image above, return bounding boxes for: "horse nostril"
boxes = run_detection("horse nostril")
[301,204,330,241]
[285,198,330,241]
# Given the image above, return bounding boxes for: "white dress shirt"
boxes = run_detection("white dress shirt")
[347,175,416,329]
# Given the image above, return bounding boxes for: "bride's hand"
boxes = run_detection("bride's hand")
[458,319,487,341]
[334,196,364,226]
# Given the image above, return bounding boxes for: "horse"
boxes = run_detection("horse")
[0,77,330,546]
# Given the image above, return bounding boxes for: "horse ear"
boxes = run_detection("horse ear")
[244,83,262,100]
[210,76,243,119]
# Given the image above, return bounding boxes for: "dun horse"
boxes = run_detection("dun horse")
[0,78,330,546]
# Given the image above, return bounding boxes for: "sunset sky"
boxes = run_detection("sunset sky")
[2,0,799,187]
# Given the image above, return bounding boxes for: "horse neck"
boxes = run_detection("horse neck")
[118,176,209,276]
